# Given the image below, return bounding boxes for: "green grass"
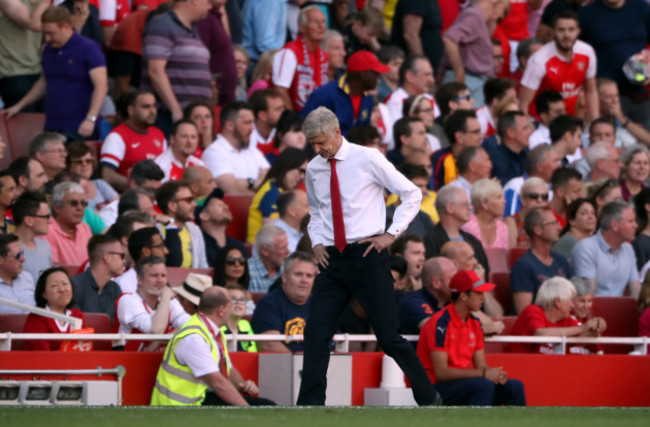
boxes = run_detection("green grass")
[1,407,650,427]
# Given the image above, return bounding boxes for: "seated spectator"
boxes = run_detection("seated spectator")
[23,267,86,351]
[484,111,533,186]
[552,198,597,261]
[390,235,426,292]
[265,111,306,164]
[13,192,53,284]
[390,255,410,295]
[71,235,125,320]
[549,114,583,167]
[447,146,492,201]
[156,181,208,268]
[639,272,650,349]
[528,90,566,150]
[114,256,190,351]
[431,82,474,148]
[8,157,48,196]
[118,226,168,294]
[322,31,346,82]
[597,78,650,148]
[213,245,250,291]
[221,284,257,352]
[619,144,650,201]
[572,201,640,298]
[66,141,118,211]
[507,277,606,354]
[570,276,604,356]
[386,117,429,168]
[43,182,93,266]
[274,190,309,254]
[633,189,650,272]
[584,178,623,215]
[375,45,404,103]
[504,177,549,247]
[583,141,623,182]
[251,251,315,352]
[248,225,289,293]
[182,166,217,205]
[202,101,270,194]
[0,171,16,235]
[100,90,166,192]
[548,168,584,228]
[0,234,36,314]
[155,119,205,183]
[183,101,214,156]
[57,173,108,235]
[475,78,516,138]
[511,207,573,314]
[461,179,508,250]
[171,271,212,316]
[403,95,441,152]
[29,132,67,187]
[248,88,285,156]
[417,270,526,406]
[247,147,308,244]
[386,164,436,237]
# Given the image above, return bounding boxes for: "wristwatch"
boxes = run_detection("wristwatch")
[247,178,255,190]
[86,114,97,123]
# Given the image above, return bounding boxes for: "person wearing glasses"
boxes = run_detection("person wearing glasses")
[221,284,257,352]
[70,234,125,319]
[43,182,93,266]
[65,141,118,212]
[0,234,36,315]
[505,177,550,247]
[13,191,53,285]
[29,132,67,186]
[511,207,573,314]
[213,245,250,289]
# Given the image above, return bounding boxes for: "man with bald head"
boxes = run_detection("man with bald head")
[182,165,217,203]
[399,257,457,335]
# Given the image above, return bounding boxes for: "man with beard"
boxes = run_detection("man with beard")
[248,89,286,155]
[0,171,18,235]
[8,157,48,196]
[100,90,166,192]
[155,119,205,182]
[519,10,599,120]
[202,101,270,195]
[390,235,426,291]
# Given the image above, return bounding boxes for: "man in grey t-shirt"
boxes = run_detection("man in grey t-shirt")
[12,192,52,284]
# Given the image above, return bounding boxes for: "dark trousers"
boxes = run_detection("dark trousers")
[0,74,44,112]
[434,378,526,406]
[296,243,437,406]
[202,391,276,406]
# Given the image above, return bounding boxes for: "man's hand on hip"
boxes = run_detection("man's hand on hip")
[360,233,395,257]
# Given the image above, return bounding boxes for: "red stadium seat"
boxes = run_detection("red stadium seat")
[591,296,639,354]
[484,316,518,353]
[5,113,46,158]
[489,272,511,316]
[166,267,214,288]
[223,194,254,242]
[85,140,102,158]
[251,292,265,305]
[84,312,112,350]
[508,247,528,269]
[485,248,509,273]
[0,114,13,169]
[0,313,28,350]
[61,265,82,277]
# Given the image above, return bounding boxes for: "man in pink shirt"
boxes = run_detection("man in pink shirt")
[43,181,93,266]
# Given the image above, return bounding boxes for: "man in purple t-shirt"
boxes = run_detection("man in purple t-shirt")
[1,6,107,141]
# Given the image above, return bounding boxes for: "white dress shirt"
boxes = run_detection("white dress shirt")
[274,218,303,253]
[306,137,422,247]
[175,315,231,377]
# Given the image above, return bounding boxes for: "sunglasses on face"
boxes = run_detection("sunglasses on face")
[524,192,549,202]
[454,94,473,102]
[67,199,89,208]
[175,196,195,204]
[148,242,166,250]
[30,214,51,220]
[108,251,126,260]
[226,257,246,266]
[3,250,24,260]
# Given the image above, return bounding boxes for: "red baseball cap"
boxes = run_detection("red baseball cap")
[449,270,496,293]
[347,51,390,74]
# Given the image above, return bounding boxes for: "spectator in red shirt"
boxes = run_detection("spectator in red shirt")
[417,269,526,406]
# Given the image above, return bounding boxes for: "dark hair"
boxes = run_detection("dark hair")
[450,290,472,302]
[263,147,309,190]
[130,160,164,185]
[12,191,47,226]
[273,110,304,148]
[535,90,563,115]
[550,167,582,190]
[483,78,516,106]
[497,111,525,140]
[88,234,121,264]
[523,206,551,237]
[108,211,153,240]
[128,227,162,262]
[588,117,615,136]
[118,188,151,216]
[552,9,579,27]
[8,157,31,186]
[155,181,189,215]
[393,117,421,150]
[390,234,423,256]
[634,188,650,233]
[346,125,381,147]
[445,109,477,144]
[213,245,250,288]
[389,255,408,279]
[277,190,297,217]
[376,44,404,64]
[397,163,428,181]
[561,198,597,236]
[135,255,166,277]
[34,267,74,309]
[65,141,94,171]
[183,100,214,120]
[248,88,282,117]
[220,101,253,126]
[398,55,427,87]
[456,146,482,174]
[0,233,18,256]
[117,90,155,118]
[516,37,542,61]
[170,118,196,136]
[550,114,582,144]
[436,82,469,117]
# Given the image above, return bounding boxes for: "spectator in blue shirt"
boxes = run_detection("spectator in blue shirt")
[484,111,534,186]
[242,0,287,64]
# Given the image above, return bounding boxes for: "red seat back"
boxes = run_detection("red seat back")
[0,313,28,350]
[485,248,509,273]
[84,312,112,350]
[591,296,639,354]
[508,247,528,269]
[85,140,102,159]
[223,194,254,242]
[5,113,46,158]
[251,292,265,305]
[0,114,13,169]
[484,316,518,353]
[166,267,214,288]
[489,272,511,316]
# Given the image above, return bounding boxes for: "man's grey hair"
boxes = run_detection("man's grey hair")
[283,251,316,274]
[435,185,464,216]
[298,4,322,27]
[570,276,594,297]
[585,141,612,169]
[599,201,632,231]
[29,131,65,157]
[136,256,166,277]
[255,224,286,252]
[535,276,576,310]
[303,107,340,140]
[525,144,552,176]
[321,29,343,49]
[51,181,84,207]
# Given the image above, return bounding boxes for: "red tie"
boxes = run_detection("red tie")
[330,158,347,252]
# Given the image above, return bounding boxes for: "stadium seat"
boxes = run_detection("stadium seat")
[84,312,112,350]
[489,272,511,316]
[508,247,528,269]
[5,113,46,158]
[244,242,253,257]
[223,194,254,242]
[167,267,214,287]
[251,292,265,305]
[484,316,518,353]
[85,140,102,158]
[0,313,28,350]
[591,296,639,354]
[0,114,12,169]
[61,265,82,277]
[485,248,509,273]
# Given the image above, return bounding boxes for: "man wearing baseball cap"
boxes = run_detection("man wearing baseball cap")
[300,51,389,135]
[416,270,527,406]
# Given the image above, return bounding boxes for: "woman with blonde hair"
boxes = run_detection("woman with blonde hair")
[461,179,509,249]
[505,177,549,247]
[248,49,279,98]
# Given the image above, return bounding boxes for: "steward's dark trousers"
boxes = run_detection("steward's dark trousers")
[434,378,527,406]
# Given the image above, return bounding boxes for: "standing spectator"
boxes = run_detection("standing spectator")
[202,102,270,194]
[572,201,640,297]
[498,0,543,71]
[597,78,650,148]
[447,146,493,201]
[529,90,566,149]
[376,45,405,102]
[183,100,214,155]
[66,142,118,212]
[242,0,287,68]
[155,119,205,183]
[390,0,443,71]
[198,0,237,105]
[552,198,597,260]
[548,167,584,227]
[0,172,17,235]
[322,30,346,83]
[2,6,107,140]
[71,234,124,319]
[274,190,309,254]
[12,192,52,285]
[155,181,208,268]
[100,90,166,192]
[475,78,517,138]
[141,0,212,135]
[272,5,328,111]
[62,0,103,47]
[43,182,93,266]
[485,111,533,186]
[511,207,573,314]
[537,0,584,42]
[519,10,598,119]
[0,234,36,314]
[248,225,289,293]
[98,0,129,47]
[249,89,285,155]
[462,179,509,250]
[8,157,48,196]
[619,145,650,201]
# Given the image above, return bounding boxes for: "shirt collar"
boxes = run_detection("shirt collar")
[595,230,614,253]
[332,137,351,161]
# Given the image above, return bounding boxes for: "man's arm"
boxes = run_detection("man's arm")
[257,331,292,352]
[101,166,128,192]
[78,66,108,137]
[583,76,599,123]
[628,280,641,299]
[0,0,50,31]
[275,87,295,111]
[402,14,424,55]
[518,86,537,117]
[432,350,505,383]
[215,173,256,195]
[228,365,259,396]
[513,292,533,315]
[0,75,46,118]
[148,59,183,122]
[442,37,465,82]
[198,371,249,406]
[149,287,175,334]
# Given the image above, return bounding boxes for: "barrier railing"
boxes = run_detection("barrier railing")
[0,332,648,355]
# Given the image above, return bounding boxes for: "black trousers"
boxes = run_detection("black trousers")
[202,391,276,406]
[296,243,437,406]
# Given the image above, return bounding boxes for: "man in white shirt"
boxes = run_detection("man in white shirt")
[155,119,205,183]
[202,101,270,194]
[297,107,438,406]
[0,234,36,314]
[12,191,52,285]
[248,88,285,154]
[274,190,309,253]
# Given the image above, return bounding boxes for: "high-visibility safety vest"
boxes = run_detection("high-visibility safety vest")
[151,314,230,405]
[221,319,258,352]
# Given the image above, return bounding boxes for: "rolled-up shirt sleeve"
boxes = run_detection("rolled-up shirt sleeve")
[305,166,326,247]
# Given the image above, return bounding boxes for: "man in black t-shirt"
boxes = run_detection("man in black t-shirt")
[390,0,443,70]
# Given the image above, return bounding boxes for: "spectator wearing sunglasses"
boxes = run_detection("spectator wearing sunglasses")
[43,182,93,266]
[510,207,573,314]
[12,191,53,285]
[213,245,250,290]
[71,234,125,320]
[505,177,550,248]
[0,234,36,315]
[66,141,118,212]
